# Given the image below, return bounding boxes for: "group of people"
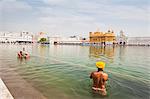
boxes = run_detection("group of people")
[17,48,108,96]
[18,48,29,58]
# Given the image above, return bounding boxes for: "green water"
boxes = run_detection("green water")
[0,44,149,99]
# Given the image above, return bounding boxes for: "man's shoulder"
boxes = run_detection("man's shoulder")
[90,71,96,78]
[91,71,97,74]
[102,72,108,80]
[90,71,97,76]
[103,72,108,76]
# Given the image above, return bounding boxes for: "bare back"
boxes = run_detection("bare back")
[90,71,108,89]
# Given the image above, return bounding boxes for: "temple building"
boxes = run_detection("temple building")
[89,30,116,45]
[116,30,128,45]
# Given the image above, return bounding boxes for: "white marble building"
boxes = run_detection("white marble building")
[127,37,150,46]
[116,30,128,45]
[49,36,83,44]
[0,32,33,43]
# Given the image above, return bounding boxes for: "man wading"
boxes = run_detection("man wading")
[90,61,108,96]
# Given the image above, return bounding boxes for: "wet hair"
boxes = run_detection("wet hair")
[97,68,103,72]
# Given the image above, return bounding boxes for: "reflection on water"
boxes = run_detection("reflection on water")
[118,46,126,61]
[0,44,150,99]
[38,45,50,56]
[89,46,115,58]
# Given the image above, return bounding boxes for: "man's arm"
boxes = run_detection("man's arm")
[90,72,93,79]
[103,73,108,81]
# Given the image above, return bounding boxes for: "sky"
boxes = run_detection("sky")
[0,0,149,37]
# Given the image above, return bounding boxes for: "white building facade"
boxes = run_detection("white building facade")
[0,32,33,43]
[116,30,128,45]
[49,36,83,45]
[127,37,150,46]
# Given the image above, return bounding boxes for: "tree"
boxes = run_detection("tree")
[39,38,47,42]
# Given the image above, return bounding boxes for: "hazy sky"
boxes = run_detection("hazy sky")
[0,0,149,37]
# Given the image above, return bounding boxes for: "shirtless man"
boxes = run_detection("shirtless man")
[18,51,24,58]
[18,48,29,58]
[22,47,29,58]
[90,61,108,96]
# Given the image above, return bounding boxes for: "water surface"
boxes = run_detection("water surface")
[0,44,149,99]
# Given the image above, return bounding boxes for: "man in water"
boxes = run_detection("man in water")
[18,51,23,58]
[18,48,29,58]
[22,47,26,54]
[22,47,29,57]
[90,61,108,96]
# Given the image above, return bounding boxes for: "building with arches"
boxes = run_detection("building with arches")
[89,30,116,45]
[116,30,128,45]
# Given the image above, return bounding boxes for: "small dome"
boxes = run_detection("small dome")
[108,30,111,32]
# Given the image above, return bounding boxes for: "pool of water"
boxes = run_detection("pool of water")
[0,44,149,99]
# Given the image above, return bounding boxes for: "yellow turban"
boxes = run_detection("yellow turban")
[96,61,105,70]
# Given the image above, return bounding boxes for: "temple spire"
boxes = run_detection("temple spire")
[96,28,100,32]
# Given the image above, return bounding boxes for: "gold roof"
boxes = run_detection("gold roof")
[90,32,104,37]
[89,30,116,37]
[104,33,115,37]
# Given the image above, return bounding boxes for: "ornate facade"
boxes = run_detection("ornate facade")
[116,30,128,45]
[89,30,116,45]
